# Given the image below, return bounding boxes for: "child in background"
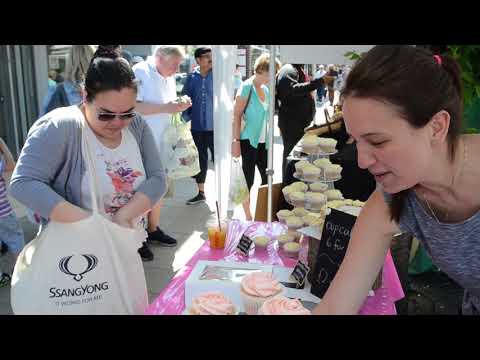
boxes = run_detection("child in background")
[0,137,25,287]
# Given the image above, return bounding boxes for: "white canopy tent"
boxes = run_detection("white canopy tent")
[212,45,375,222]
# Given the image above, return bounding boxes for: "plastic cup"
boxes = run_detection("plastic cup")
[207,220,227,249]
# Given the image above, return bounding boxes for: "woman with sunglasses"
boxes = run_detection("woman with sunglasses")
[10,48,167,253]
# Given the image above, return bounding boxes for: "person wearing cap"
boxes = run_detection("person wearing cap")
[181,47,213,205]
[133,45,192,258]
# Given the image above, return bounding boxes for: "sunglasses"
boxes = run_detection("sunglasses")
[96,111,136,122]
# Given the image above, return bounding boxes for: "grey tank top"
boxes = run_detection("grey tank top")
[384,190,480,314]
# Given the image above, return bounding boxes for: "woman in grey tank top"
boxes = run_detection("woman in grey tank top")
[312,45,480,315]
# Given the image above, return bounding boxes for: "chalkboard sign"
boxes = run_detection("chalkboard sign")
[236,234,253,256]
[310,208,357,299]
[290,260,310,288]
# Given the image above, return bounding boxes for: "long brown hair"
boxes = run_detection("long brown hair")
[341,45,464,222]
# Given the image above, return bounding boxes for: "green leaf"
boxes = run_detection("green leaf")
[344,51,361,60]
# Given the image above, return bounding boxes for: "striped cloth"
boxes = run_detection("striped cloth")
[0,175,13,218]
[0,155,13,217]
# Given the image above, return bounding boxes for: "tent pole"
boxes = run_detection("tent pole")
[267,45,276,223]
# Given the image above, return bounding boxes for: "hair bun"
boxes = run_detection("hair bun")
[93,45,121,60]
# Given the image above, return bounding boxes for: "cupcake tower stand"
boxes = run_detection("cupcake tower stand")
[287,146,342,213]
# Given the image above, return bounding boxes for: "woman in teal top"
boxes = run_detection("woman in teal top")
[232,54,281,220]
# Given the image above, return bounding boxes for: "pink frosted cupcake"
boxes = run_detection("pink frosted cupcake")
[258,296,311,315]
[240,272,284,315]
[188,292,237,315]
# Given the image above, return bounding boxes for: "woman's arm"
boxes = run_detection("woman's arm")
[112,192,151,228]
[49,201,91,223]
[135,101,190,116]
[279,67,325,98]
[231,85,249,157]
[9,119,76,220]
[312,189,400,314]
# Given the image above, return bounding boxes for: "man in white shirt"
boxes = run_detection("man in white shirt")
[133,45,192,260]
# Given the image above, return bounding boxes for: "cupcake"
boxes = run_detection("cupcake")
[282,186,295,202]
[277,233,295,246]
[290,192,305,207]
[276,209,293,223]
[290,181,308,192]
[188,292,237,315]
[353,200,365,207]
[286,216,304,231]
[313,158,332,170]
[324,164,343,180]
[309,182,329,193]
[283,242,301,258]
[305,192,327,210]
[301,136,321,153]
[325,189,343,201]
[302,214,321,227]
[258,296,311,315]
[292,207,309,218]
[253,236,269,249]
[302,164,321,181]
[240,272,284,315]
[294,161,311,175]
[318,138,337,153]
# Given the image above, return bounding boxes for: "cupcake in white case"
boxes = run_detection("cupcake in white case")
[325,189,343,201]
[305,192,327,210]
[290,181,308,192]
[313,158,332,170]
[277,233,295,246]
[309,182,329,193]
[294,161,311,175]
[286,216,304,242]
[283,242,301,258]
[324,164,343,180]
[290,191,305,207]
[253,236,270,249]
[188,292,237,315]
[301,135,321,152]
[286,216,304,231]
[302,164,321,181]
[240,272,284,315]
[282,186,295,202]
[292,207,309,218]
[302,214,321,227]
[258,296,311,315]
[276,209,293,223]
[318,137,337,153]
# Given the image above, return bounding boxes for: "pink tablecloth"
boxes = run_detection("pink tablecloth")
[145,220,404,315]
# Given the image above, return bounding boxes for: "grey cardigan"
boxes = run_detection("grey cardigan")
[10,105,167,219]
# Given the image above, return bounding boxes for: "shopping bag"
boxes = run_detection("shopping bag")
[229,157,249,206]
[163,112,200,180]
[10,116,148,315]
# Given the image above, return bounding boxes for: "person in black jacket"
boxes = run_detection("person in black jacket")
[276,63,326,180]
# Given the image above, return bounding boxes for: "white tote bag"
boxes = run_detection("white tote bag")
[10,117,149,315]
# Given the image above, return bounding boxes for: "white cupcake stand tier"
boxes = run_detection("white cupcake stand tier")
[285,137,342,212]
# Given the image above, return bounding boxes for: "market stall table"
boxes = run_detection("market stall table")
[145,220,404,315]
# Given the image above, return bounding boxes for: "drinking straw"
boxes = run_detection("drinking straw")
[215,201,222,231]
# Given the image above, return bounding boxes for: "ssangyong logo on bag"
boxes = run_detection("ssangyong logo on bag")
[59,254,98,281]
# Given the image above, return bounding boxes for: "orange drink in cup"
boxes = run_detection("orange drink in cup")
[207,220,227,249]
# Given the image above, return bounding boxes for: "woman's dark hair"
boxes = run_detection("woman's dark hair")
[341,45,464,222]
[84,45,136,102]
